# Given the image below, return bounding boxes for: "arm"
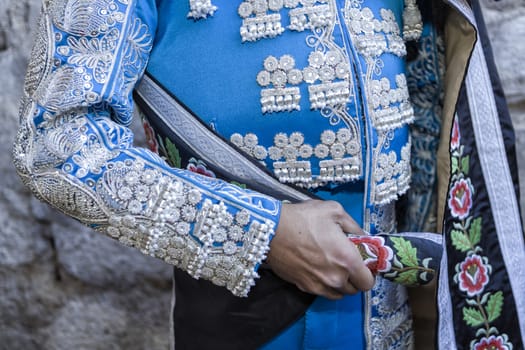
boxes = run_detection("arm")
[13,0,280,297]
[14,0,373,300]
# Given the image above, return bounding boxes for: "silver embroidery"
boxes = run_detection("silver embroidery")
[258,55,302,113]
[35,66,101,112]
[370,201,397,234]
[402,0,422,41]
[49,0,126,36]
[188,0,218,19]
[57,29,120,84]
[288,3,333,32]
[24,12,54,97]
[230,128,361,187]
[343,2,413,207]
[15,0,279,298]
[369,74,414,131]
[238,0,285,42]
[257,49,354,113]
[345,7,406,58]
[372,139,411,204]
[343,5,414,132]
[238,0,335,42]
[305,50,352,110]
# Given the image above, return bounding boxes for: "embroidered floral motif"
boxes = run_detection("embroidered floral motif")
[187,158,216,178]
[58,30,119,84]
[350,235,394,274]
[448,178,473,220]
[456,254,490,297]
[472,335,513,350]
[71,138,119,178]
[142,119,158,153]
[350,234,437,286]
[448,115,513,347]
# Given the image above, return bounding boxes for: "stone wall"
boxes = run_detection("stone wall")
[480,0,525,210]
[1,1,523,349]
[0,2,172,349]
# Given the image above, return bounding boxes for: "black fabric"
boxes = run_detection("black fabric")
[445,85,524,350]
[441,2,524,347]
[133,77,316,349]
[172,266,315,350]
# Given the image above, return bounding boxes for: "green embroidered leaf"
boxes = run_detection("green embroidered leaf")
[231,181,247,189]
[165,138,182,168]
[469,218,482,247]
[463,307,485,327]
[451,157,459,174]
[390,237,418,267]
[451,229,472,252]
[157,136,167,156]
[461,155,470,175]
[486,291,504,322]
[394,269,419,286]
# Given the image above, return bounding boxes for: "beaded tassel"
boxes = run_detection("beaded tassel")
[402,0,423,41]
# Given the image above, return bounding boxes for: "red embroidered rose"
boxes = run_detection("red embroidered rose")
[456,254,490,297]
[472,335,512,350]
[349,236,393,274]
[187,158,216,178]
[448,178,473,219]
[142,120,159,154]
[451,117,461,151]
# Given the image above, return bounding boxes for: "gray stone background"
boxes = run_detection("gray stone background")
[0,1,523,349]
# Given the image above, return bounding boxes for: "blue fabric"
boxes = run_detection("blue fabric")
[149,0,367,178]
[147,0,414,347]
[260,182,365,350]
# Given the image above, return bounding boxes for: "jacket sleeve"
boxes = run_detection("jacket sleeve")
[12,0,282,297]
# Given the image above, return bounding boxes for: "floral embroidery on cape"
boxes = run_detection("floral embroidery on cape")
[448,115,514,350]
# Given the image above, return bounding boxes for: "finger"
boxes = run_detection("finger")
[345,243,376,291]
[347,263,375,291]
[321,289,345,300]
[334,209,364,235]
[336,280,359,296]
